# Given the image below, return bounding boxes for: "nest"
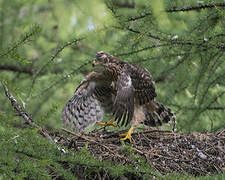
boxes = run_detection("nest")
[3,83,223,178]
[52,128,225,176]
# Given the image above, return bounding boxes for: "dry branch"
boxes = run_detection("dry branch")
[2,82,54,143]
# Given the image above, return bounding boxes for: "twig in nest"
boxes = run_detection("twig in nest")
[61,128,125,159]
[2,82,53,143]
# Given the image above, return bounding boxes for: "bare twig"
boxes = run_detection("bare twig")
[0,65,35,74]
[2,82,54,143]
[61,128,123,157]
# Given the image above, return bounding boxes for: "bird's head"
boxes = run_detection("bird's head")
[92,51,120,67]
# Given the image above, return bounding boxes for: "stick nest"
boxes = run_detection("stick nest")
[53,128,225,176]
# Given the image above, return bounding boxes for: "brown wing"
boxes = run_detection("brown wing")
[126,63,157,105]
[113,68,134,127]
[62,71,114,132]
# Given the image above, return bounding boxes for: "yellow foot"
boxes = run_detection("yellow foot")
[97,119,117,127]
[120,126,134,143]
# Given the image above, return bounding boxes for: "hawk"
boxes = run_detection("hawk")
[62,51,175,142]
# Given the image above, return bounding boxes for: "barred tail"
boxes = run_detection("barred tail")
[144,101,176,130]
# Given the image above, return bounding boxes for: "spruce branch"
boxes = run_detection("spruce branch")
[0,24,41,58]
[29,37,85,97]
[127,12,151,21]
[0,65,35,74]
[117,43,171,56]
[167,3,225,13]
[169,103,225,111]
[31,59,92,99]
[203,91,225,113]
[2,82,54,143]
[126,3,225,21]
[127,27,225,45]
[127,27,162,41]
[117,39,224,57]
[112,0,136,8]
[207,106,225,110]
[199,71,225,108]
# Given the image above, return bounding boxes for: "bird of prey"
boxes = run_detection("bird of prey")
[62,51,175,142]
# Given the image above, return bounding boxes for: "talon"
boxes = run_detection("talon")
[97,119,117,127]
[97,122,107,126]
[120,126,134,143]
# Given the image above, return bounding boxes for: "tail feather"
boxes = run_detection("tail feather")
[144,101,176,129]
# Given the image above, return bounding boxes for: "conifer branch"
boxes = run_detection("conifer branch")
[0,25,41,58]
[117,43,171,56]
[203,91,225,113]
[29,37,85,97]
[167,3,225,13]
[117,39,224,57]
[127,27,162,41]
[31,59,92,99]
[2,82,54,143]
[169,103,225,111]
[127,27,225,45]
[112,1,136,8]
[126,3,225,21]
[207,106,225,110]
[127,12,151,21]
[0,65,35,74]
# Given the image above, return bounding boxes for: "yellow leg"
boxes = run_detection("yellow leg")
[120,126,134,143]
[97,119,117,127]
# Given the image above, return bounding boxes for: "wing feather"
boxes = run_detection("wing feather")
[113,68,134,126]
[62,72,114,132]
[126,63,157,105]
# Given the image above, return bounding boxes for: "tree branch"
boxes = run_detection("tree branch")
[126,3,225,21]
[207,106,225,110]
[117,43,171,56]
[169,103,225,111]
[2,82,54,143]
[31,59,92,99]
[126,27,162,41]
[127,12,151,21]
[0,65,35,74]
[112,1,136,8]
[0,24,41,58]
[167,3,225,13]
[29,37,85,97]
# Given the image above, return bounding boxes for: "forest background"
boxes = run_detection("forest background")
[0,0,225,179]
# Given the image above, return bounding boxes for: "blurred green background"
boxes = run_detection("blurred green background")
[1,0,225,134]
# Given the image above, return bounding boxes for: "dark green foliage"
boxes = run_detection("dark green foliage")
[0,0,225,179]
[0,118,158,179]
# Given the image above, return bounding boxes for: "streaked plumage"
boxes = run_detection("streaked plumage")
[62,51,175,134]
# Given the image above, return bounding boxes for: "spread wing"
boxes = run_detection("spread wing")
[62,72,114,132]
[126,63,157,105]
[113,68,134,127]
